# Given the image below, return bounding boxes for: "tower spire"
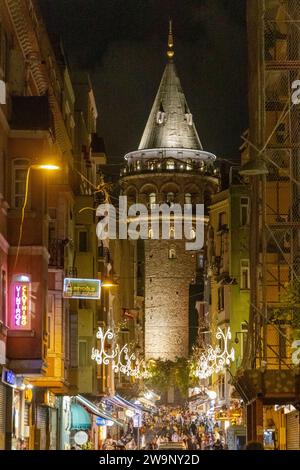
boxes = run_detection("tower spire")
[167,19,174,60]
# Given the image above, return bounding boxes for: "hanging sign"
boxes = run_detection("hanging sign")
[96,417,106,426]
[2,368,16,387]
[12,276,31,330]
[63,278,101,299]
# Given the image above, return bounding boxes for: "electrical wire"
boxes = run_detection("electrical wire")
[13,166,32,271]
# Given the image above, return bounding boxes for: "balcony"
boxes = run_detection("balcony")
[121,158,219,178]
[48,239,65,269]
[121,148,219,178]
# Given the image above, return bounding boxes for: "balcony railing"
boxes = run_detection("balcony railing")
[121,159,219,178]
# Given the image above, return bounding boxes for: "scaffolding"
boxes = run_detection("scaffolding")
[244,0,300,371]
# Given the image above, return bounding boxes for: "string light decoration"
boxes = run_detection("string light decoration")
[91,327,118,365]
[91,327,149,379]
[194,327,235,380]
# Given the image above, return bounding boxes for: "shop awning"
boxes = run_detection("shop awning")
[135,396,157,410]
[76,395,124,427]
[104,394,151,414]
[70,403,91,430]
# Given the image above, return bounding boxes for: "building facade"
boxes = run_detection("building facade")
[0,0,107,450]
[234,0,300,450]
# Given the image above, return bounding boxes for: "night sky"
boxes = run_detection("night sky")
[40,0,248,165]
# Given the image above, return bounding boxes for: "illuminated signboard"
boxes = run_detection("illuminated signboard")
[63,278,101,299]
[13,275,31,330]
[95,417,106,426]
[2,368,16,387]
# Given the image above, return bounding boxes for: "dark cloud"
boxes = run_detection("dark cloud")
[40,0,248,162]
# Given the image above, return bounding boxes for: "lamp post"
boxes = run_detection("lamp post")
[14,160,61,269]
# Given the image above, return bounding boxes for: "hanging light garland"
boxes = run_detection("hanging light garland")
[91,327,149,379]
[91,327,118,365]
[194,327,235,380]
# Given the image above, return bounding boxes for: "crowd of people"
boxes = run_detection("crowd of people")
[103,406,229,450]
[141,406,227,450]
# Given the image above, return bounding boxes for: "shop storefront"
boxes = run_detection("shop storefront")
[286,409,300,450]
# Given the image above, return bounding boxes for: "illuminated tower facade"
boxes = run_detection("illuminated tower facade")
[121,23,219,361]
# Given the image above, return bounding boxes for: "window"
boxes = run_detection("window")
[79,299,88,309]
[169,227,175,239]
[185,193,192,205]
[218,212,226,230]
[218,286,225,310]
[0,269,6,324]
[148,227,153,239]
[168,247,176,259]
[149,193,156,209]
[186,159,192,170]
[12,159,29,208]
[156,111,165,124]
[240,259,250,289]
[166,192,175,206]
[241,322,248,358]
[240,197,249,226]
[78,230,88,252]
[79,340,87,367]
[185,113,193,126]
[166,160,175,170]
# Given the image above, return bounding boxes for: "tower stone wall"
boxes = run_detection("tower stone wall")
[144,238,195,360]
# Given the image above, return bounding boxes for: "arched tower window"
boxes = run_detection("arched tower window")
[168,247,177,259]
[149,193,156,209]
[166,192,175,206]
[185,193,192,205]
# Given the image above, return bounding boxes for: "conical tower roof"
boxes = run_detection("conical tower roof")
[138,25,202,151]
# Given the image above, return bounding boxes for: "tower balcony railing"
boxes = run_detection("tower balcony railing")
[121,159,219,178]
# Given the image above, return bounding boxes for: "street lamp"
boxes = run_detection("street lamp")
[101,279,118,288]
[14,160,61,268]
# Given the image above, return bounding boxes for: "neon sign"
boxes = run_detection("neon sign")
[13,276,30,329]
